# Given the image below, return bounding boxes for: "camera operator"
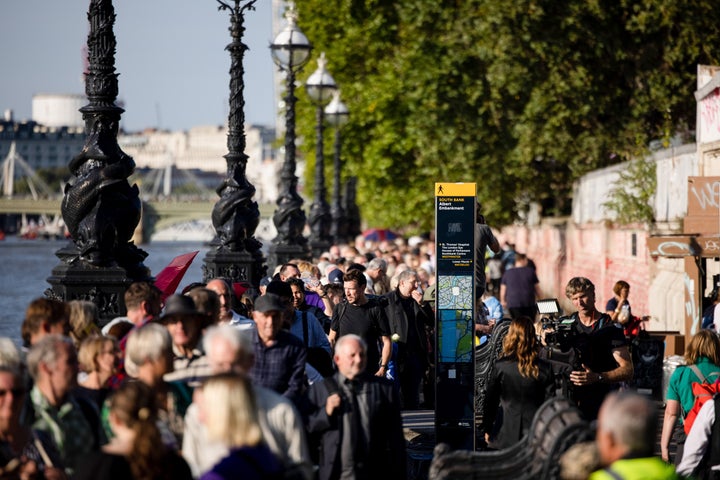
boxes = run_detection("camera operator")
[565,277,633,420]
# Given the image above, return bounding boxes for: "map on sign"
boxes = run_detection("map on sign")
[437,275,473,310]
[438,309,474,363]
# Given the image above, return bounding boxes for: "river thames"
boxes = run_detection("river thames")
[0,237,209,346]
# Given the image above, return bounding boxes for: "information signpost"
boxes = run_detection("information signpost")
[434,182,476,450]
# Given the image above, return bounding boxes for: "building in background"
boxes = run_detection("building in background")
[118,123,280,203]
[31,94,85,129]
[0,109,85,177]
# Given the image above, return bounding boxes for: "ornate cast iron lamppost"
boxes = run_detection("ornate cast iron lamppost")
[345,176,362,241]
[305,52,337,258]
[202,0,265,287]
[47,0,150,321]
[324,90,349,245]
[267,3,313,269]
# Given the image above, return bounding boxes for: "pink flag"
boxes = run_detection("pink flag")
[154,251,199,301]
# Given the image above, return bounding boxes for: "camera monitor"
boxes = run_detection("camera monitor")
[537,298,560,315]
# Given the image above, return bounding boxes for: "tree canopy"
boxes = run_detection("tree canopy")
[291,0,720,233]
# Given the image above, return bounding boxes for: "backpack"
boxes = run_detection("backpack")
[683,365,720,435]
[694,394,720,480]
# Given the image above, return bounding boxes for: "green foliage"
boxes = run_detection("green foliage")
[603,156,657,225]
[289,0,720,233]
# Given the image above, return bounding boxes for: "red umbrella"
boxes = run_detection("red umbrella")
[362,228,399,242]
[154,251,199,301]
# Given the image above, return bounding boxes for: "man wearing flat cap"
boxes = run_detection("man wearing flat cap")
[250,293,307,406]
[160,294,207,373]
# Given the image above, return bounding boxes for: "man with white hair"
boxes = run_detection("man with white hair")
[366,257,390,295]
[305,334,406,480]
[182,324,312,479]
[590,392,681,479]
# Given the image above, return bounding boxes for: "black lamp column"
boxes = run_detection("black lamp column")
[267,3,313,270]
[345,176,362,241]
[47,0,151,321]
[202,0,265,288]
[305,53,337,258]
[324,91,349,245]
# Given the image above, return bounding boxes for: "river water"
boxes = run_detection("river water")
[0,236,209,346]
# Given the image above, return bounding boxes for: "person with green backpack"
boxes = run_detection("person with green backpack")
[661,330,720,464]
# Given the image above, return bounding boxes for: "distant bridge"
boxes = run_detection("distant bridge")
[0,143,278,240]
[0,197,275,239]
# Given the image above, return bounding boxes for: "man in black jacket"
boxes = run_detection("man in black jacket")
[305,334,406,480]
[384,269,434,409]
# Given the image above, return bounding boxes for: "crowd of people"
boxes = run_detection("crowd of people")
[2,227,717,479]
[0,237,439,479]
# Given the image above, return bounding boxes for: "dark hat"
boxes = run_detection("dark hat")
[328,269,344,284]
[160,294,201,322]
[254,293,286,313]
[266,280,292,300]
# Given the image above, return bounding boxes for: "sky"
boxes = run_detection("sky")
[0,0,277,132]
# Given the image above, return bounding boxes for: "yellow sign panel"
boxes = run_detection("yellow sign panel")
[435,183,476,197]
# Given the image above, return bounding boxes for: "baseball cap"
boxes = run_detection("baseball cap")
[254,293,286,313]
[328,269,344,284]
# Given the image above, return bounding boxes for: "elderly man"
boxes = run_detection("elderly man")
[383,269,434,409]
[591,392,681,479]
[182,324,312,479]
[305,334,406,480]
[25,335,101,475]
[366,257,390,295]
[159,294,206,372]
[206,277,254,330]
[250,293,307,405]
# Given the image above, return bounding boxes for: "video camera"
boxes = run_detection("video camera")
[538,299,576,353]
[537,299,582,400]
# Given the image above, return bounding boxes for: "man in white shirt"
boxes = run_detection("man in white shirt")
[182,323,312,479]
[206,277,255,331]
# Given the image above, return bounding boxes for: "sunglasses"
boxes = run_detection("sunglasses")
[0,388,25,397]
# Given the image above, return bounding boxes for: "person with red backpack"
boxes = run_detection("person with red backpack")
[661,330,720,464]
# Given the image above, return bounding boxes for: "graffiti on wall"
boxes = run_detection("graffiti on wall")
[700,88,720,144]
[689,179,720,213]
[685,272,698,336]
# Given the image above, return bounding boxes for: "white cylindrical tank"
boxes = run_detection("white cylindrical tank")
[32,94,85,128]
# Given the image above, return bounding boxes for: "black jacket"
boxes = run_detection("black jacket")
[483,357,555,449]
[305,373,406,480]
[383,290,433,357]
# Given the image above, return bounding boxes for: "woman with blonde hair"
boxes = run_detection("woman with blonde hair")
[198,374,283,480]
[76,335,119,408]
[661,329,720,463]
[68,300,100,347]
[74,381,191,480]
[483,316,555,449]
